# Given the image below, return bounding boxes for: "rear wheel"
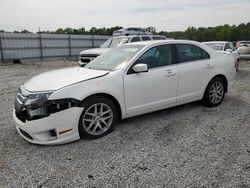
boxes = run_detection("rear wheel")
[79,96,118,139]
[236,59,239,71]
[202,77,226,107]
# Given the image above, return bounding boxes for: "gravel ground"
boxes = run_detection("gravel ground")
[0,60,250,188]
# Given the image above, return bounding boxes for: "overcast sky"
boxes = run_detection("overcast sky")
[0,0,249,32]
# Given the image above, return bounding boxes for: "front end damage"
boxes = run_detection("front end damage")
[13,86,83,144]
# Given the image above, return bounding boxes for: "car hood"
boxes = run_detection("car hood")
[80,48,109,55]
[24,67,109,92]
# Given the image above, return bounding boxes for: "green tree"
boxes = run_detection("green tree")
[145,26,156,34]
[8,23,250,41]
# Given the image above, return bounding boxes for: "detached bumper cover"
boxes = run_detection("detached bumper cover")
[13,107,83,145]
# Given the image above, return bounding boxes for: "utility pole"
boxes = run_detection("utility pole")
[68,34,72,57]
[38,27,43,61]
[0,33,4,63]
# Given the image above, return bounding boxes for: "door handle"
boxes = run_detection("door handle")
[205,64,213,69]
[165,69,176,77]
[165,73,176,77]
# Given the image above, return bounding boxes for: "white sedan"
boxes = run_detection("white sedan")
[13,40,236,145]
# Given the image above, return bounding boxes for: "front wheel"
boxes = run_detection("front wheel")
[202,77,226,107]
[78,96,118,139]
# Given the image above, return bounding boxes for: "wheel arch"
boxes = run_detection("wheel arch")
[81,93,122,120]
[204,74,228,96]
[213,74,228,93]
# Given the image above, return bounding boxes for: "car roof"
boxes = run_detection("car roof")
[126,27,143,30]
[122,40,217,56]
[123,39,200,46]
[110,35,165,39]
[120,40,218,57]
[203,41,231,44]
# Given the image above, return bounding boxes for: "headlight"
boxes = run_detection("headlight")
[28,92,52,100]
[24,92,52,109]
[15,86,81,121]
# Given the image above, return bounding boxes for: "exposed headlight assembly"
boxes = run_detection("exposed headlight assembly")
[24,92,52,109]
[15,86,81,122]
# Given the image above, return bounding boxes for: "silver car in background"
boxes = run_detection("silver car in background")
[236,41,250,60]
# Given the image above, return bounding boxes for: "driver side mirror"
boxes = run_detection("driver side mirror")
[132,63,148,73]
[225,49,233,53]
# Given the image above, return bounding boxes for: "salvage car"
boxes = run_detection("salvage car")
[79,35,166,66]
[13,40,236,145]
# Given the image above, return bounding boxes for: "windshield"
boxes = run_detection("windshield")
[205,43,224,51]
[85,45,144,71]
[100,37,129,48]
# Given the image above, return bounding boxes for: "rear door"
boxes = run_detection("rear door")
[174,43,212,102]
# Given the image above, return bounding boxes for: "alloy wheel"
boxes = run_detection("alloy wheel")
[209,81,224,104]
[82,103,113,136]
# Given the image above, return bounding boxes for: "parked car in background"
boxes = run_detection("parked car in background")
[112,27,152,36]
[236,41,250,59]
[236,41,250,49]
[203,41,240,70]
[13,40,236,145]
[79,35,167,66]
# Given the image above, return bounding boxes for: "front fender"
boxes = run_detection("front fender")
[49,72,127,119]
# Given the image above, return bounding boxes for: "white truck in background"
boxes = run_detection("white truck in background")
[79,35,167,66]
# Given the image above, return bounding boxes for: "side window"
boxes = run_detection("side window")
[224,43,231,51]
[142,36,151,41]
[130,37,141,43]
[135,44,172,69]
[201,50,210,59]
[175,44,209,63]
[229,43,235,50]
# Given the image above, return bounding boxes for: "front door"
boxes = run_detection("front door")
[124,44,178,116]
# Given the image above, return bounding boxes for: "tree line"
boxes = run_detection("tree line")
[159,23,250,42]
[1,23,249,42]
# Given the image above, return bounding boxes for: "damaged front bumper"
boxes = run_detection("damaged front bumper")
[13,86,83,145]
[13,107,82,145]
[15,86,82,122]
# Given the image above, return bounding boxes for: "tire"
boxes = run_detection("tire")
[78,96,118,139]
[202,77,226,107]
[236,59,239,71]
